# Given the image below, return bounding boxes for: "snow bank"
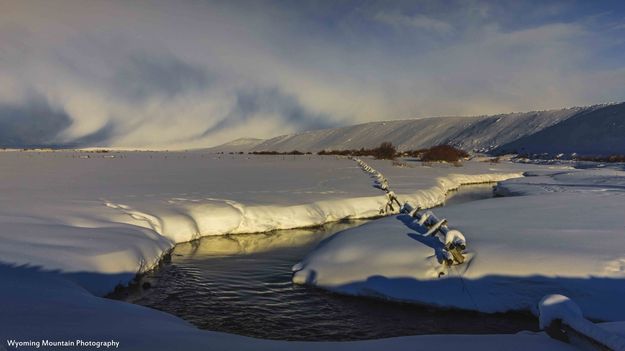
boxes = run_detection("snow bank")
[539,294,625,351]
[0,152,534,294]
[293,168,625,321]
[539,295,584,330]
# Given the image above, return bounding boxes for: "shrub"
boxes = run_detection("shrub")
[248,150,306,155]
[420,145,469,162]
[318,149,352,156]
[249,150,280,155]
[575,154,625,163]
[401,148,428,158]
[372,142,397,160]
[317,142,397,159]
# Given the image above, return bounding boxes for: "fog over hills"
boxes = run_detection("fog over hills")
[211,103,624,155]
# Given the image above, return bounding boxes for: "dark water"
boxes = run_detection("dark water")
[120,184,538,341]
[444,183,495,206]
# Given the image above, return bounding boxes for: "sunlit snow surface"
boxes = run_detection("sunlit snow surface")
[0,150,617,350]
[0,152,530,294]
[293,165,625,321]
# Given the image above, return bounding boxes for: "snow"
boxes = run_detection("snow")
[0,265,578,350]
[200,137,265,153]
[539,294,625,351]
[209,104,617,153]
[293,166,625,321]
[495,102,625,155]
[0,151,536,295]
[539,295,584,330]
[495,166,625,196]
[0,150,608,350]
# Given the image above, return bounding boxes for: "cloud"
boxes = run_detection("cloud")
[111,55,214,102]
[200,87,335,138]
[0,96,71,148]
[0,0,624,149]
[374,12,454,34]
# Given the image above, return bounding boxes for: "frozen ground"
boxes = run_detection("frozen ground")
[0,151,609,350]
[293,166,625,323]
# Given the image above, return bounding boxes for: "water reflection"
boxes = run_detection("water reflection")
[176,220,364,258]
[444,183,494,206]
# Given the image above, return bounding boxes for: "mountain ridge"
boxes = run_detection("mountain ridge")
[210,103,624,155]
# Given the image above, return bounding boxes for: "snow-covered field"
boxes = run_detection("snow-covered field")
[1,150,620,350]
[0,151,535,294]
[293,166,625,322]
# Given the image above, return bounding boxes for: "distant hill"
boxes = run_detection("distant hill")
[200,138,264,153]
[209,103,624,156]
[494,102,625,156]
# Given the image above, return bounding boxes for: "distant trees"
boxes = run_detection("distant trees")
[318,142,397,159]
[248,142,470,163]
[248,150,311,155]
[373,142,397,160]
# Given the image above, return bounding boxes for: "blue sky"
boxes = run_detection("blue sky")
[1,0,624,148]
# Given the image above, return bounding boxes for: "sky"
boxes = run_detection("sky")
[1,0,624,149]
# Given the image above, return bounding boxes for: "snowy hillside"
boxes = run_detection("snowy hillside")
[494,102,625,155]
[210,103,621,154]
